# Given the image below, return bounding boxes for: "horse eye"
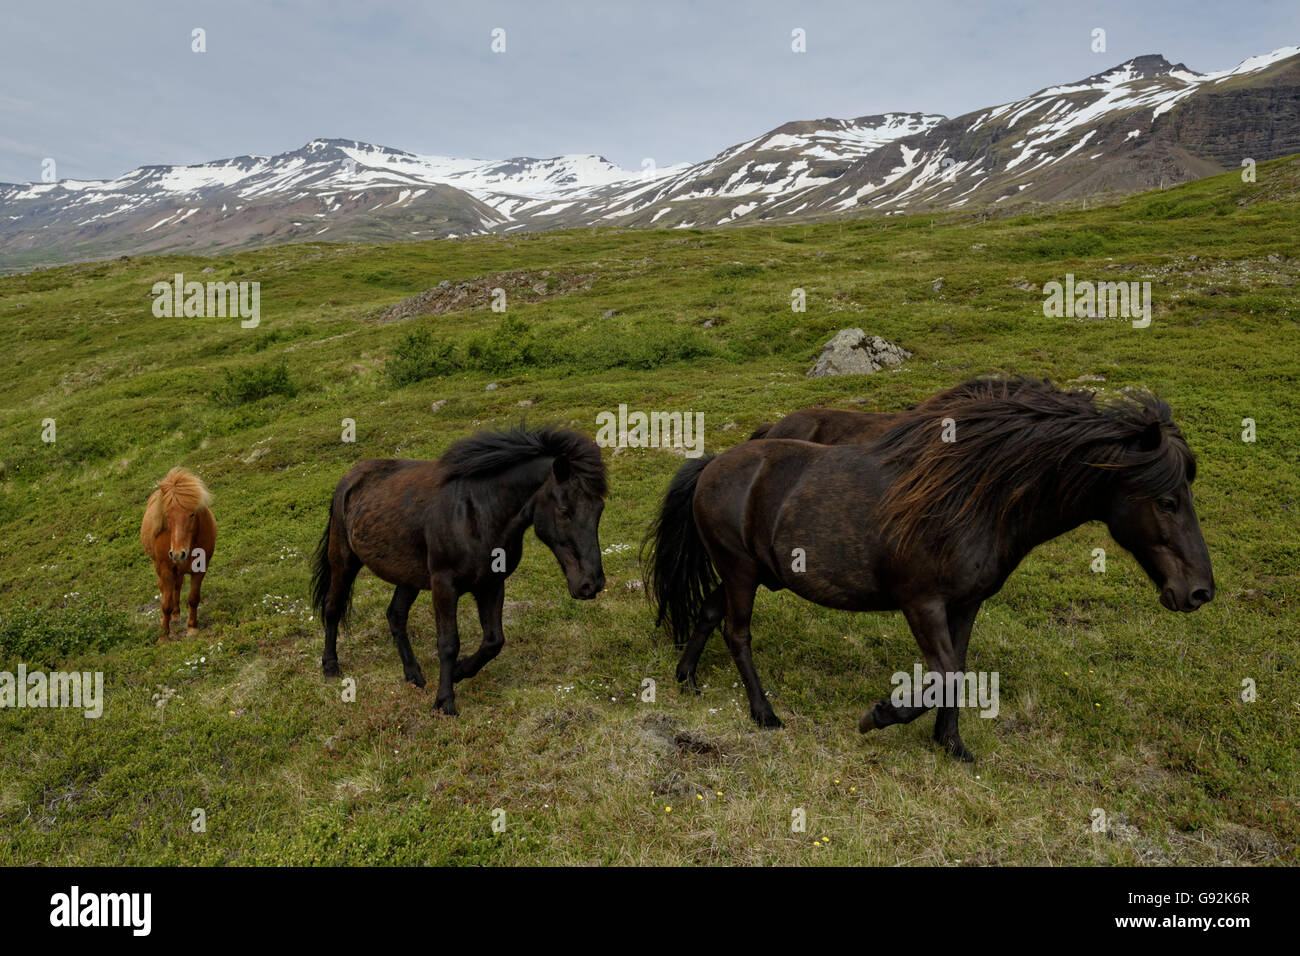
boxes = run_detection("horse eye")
[1156,498,1177,514]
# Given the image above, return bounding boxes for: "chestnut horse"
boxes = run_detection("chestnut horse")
[312,427,608,717]
[140,467,217,640]
[646,377,1214,760]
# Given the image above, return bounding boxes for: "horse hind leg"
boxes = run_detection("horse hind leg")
[675,585,725,694]
[321,545,361,678]
[386,584,425,687]
[720,571,782,729]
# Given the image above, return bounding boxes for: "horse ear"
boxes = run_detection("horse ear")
[1137,420,1163,452]
[552,455,572,484]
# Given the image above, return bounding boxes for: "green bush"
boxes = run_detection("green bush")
[465,315,538,372]
[386,327,461,386]
[211,359,298,406]
[0,600,138,666]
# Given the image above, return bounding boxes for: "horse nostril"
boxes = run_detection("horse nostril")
[1191,588,1212,607]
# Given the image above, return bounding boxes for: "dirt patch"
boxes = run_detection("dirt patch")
[374,270,595,322]
[638,712,725,760]
[1206,822,1286,863]
[673,729,722,758]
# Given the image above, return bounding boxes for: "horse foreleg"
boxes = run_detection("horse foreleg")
[861,600,972,761]
[930,601,981,758]
[720,572,781,728]
[186,570,205,635]
[675,585,725,694]
[430,575,461,715]
[454,582,505,683]
[157,572,172,641]
[386,584,424,687]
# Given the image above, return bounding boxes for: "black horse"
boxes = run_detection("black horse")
[646,377,1214,760]
[312,427,607,715]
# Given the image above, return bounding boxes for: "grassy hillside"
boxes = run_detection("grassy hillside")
[1,156,1297,865]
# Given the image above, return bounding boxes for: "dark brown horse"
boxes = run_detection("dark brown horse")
[312,427,608,715]
[646,377,1214,760]
[689,379,1037,666]
[748,407,898,443]
[745,378,1047,443]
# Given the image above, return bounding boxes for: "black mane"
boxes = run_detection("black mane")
[439,427,608,497]
[875,376,1196,547]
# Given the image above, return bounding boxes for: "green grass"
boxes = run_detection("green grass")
[1,157,1298,865]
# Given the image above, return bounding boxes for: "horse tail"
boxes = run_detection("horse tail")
[310,502,353,627]
[643,455,718,648]
[748,422,774,440]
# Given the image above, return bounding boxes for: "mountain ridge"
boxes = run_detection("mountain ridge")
[2,44,1297,268]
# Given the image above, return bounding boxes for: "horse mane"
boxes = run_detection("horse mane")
[875,377,1196,549]
[439,427,608,497]
[143,467,213,541]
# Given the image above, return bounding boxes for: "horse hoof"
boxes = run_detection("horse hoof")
[938,736,975,762]
[434,697,458,716]
[405,671,426,689]
[676,672,701,695]
[322,660,341,678]
[859,701,890,732]
[753,710,784,729]
[186,627,200,637]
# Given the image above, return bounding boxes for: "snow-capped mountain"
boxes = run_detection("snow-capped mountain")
[0,139,657,267]
[780,44,1300,216]
[514,112,946,230]
[2,44,1298,268]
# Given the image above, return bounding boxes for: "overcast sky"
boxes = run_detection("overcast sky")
[2,0,1296,184]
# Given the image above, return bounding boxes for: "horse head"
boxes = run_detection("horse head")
[153,467,211,568]
[533,454,607,600]
[1102,419,1214,612]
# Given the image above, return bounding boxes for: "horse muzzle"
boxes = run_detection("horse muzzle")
[1161,581,1214,612]
[570,573,606,600]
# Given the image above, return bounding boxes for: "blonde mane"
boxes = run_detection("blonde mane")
[141,467,213,551]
